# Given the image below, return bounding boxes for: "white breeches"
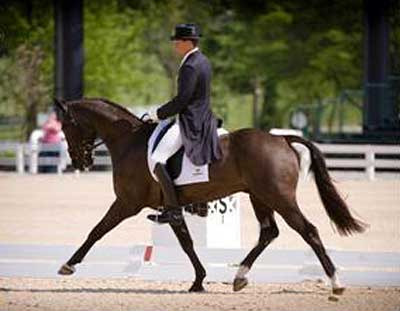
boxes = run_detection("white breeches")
[150,120,183,164]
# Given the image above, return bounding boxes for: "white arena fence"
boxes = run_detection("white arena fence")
[0,141,111,174]
[315,143,400,180]
[0,142,24,174]
[0,129,398,180]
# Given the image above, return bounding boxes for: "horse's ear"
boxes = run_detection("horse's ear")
[54,98,67,115]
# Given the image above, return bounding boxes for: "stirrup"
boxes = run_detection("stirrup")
[147,208,183,226]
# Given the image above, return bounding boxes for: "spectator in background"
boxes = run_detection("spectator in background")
[41,111,62,144]
[39,111,62,173]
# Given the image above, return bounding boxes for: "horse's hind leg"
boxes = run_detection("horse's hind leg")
[278,200,345,295]
[233,195,279,292]
[169,218,206,292]
[58,198,134,275]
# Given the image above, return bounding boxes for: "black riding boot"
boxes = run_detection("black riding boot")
[147,163,183,225]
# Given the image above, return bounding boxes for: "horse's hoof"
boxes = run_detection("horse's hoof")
[188,283,205,293]
[332,287,346,295]
[58,263,75,275]
[233,277,248,292]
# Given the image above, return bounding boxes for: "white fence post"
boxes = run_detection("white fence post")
[58,141,68,175]
[29,129,43,174]
[16,144,24,174]
[366,148,375,181]
[29,145,38,174]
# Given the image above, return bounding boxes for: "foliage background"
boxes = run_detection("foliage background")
[0,0,399,140]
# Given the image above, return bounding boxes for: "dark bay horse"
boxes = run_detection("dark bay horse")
[54,98,366,294]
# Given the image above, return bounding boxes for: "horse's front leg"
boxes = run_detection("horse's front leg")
[58,198,133,275]
[169,214,206,292]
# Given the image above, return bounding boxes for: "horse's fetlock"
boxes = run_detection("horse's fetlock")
[269,226,279,239]
[198,269,206,280]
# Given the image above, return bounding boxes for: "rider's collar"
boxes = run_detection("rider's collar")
[179,47,199,69]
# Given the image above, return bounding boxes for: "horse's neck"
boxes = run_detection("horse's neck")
[74,101,147,158]
[75,105,115,139]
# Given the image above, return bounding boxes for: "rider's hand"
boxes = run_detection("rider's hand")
[149,107,159,122]
[143,107,159,123]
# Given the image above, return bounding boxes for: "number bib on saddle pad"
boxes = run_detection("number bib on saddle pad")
[147,120,227,186]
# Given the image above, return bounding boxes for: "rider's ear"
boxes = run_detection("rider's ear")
[112,119,132,132]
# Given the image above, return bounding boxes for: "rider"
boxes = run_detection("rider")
[146,23,222,225]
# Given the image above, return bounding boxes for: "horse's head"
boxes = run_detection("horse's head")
[54,98,97,170]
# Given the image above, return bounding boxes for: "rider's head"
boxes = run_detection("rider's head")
[170,23,200,56]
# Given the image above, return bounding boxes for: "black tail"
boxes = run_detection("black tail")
[285,135,367,236]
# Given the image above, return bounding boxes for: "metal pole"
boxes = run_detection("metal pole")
[54,0,83,100]
[363,0,390,133]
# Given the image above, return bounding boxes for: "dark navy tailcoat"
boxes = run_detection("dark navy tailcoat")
[156,50,222,166]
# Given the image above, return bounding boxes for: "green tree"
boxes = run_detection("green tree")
[0,1,53,139]
[211,7,292,128]
[84,1,169,106]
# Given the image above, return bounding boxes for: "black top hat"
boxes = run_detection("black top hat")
[170,23,201,41]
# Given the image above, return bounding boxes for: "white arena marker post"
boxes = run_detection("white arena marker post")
[206,195,241,249]
[151,194,241,249]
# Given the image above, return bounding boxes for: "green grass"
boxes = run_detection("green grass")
[0,124,23,141]
[0,150,16,157]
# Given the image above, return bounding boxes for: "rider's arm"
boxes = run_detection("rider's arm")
[157,64,198,120]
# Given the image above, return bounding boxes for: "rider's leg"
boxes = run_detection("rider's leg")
[153,163,179,207]
[150,122,183,165]
[149,122,183,224]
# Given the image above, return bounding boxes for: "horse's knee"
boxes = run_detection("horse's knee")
[259,225,279,245]
[178,233,194,251]
[304,223,323,245]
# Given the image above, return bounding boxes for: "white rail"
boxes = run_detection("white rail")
[28,142,69,174]
[316,144,400,180]
[0,138,398,180]
[0,142,24,174]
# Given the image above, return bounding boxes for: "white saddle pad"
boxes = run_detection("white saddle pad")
[147,121,228,186]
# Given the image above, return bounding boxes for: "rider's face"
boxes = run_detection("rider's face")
[173,40,194,56]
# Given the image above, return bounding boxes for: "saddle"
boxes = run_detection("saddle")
[150,119,184,180]
[166,148,185,180]
[147,119,226,186]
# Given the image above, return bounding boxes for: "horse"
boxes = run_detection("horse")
[54,97,366,294]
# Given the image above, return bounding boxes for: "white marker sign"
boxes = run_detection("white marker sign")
[152,194,241,249]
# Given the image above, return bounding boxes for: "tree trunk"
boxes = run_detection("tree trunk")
[252,77,263,128]
[23,98,37,141]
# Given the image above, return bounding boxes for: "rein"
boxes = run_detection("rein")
[89,139,106,151]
